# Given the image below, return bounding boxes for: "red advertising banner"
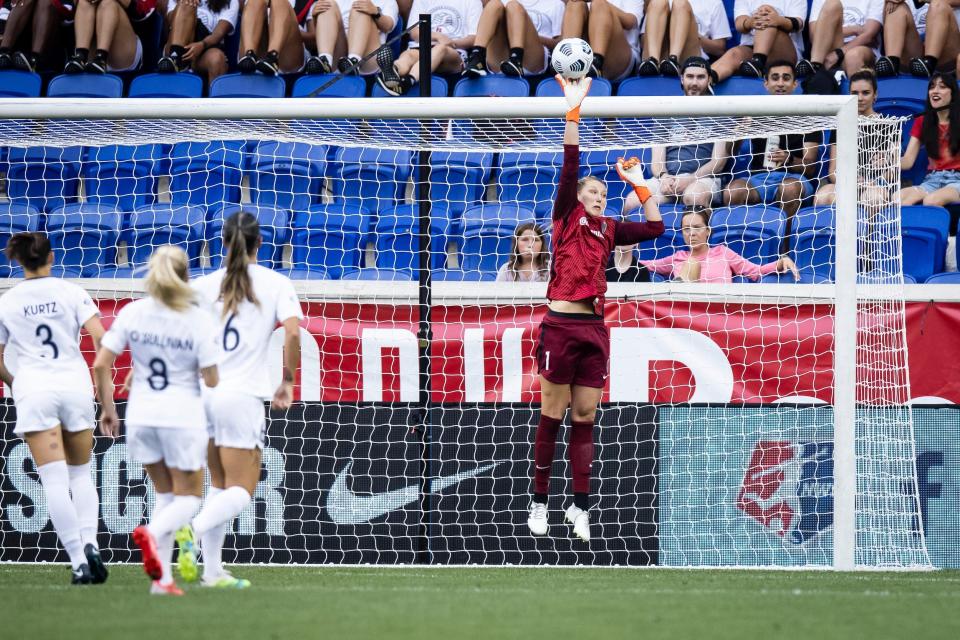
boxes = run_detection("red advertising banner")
[47,299,959,406]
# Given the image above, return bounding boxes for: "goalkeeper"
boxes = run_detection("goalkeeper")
[528,75,664,543]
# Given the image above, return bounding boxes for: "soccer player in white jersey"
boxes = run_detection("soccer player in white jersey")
[306,0,399,75]
[175,211,303,589]
[560,0,644,81]
[0,232,107,585]
[462,0,564,77]
[375,0,482,95]
[93,245,220,596]
[639,0,731,77]
[797,0,883,77]
[711,0,806,81]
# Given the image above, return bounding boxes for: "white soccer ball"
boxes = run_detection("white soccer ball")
[551,38,594,80]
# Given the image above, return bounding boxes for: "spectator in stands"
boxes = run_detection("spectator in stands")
[797,0,882,77]
[904,0,960,77]
[156,0,238,81]
[374,0,481,95]
[875,0,926,77]
[638,0,730,77]
[496,222,550,282]
[898,72,960,207]
[606,243,651,281]
[305,0,398,75]
[65,0,146,74]
[624,57,730,214]
[0,0,68,72]
[462,0,564,77]
[724,61,821,219]
[641,208,799,281]
[711,0,806,82]
[560,0,643,80]
[815,69,894,206]
[237,0,315,75]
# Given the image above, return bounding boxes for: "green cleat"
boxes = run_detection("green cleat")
[174,525,199,583]
[201,572,251,589]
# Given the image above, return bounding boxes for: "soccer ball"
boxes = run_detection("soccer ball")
[551,38,594,80]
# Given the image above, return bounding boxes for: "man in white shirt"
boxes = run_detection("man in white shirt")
[639,0,731,76]
[463,0,564,77]
[711,0,807,81]
[798,0,883,76]
[560,0,643,80]
[876,0,926,76]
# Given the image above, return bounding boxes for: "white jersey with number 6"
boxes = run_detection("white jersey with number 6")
[101,298,220,430]
[192,264,303,400]
[0,277,99,403]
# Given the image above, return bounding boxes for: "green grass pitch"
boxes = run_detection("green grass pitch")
[1,565,958,639]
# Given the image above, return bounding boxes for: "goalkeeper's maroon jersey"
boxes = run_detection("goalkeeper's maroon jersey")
[546,144,665,314]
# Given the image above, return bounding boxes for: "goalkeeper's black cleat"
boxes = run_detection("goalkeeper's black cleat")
[463,48,487,78]
[238,50,257,74]
[64,53,86,74]
[71,563,93,585]
[304,55,332,75]
[256,50,280,76]
[85,544,108,584]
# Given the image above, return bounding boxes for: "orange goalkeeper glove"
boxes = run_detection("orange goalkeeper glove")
[616,156,652,204]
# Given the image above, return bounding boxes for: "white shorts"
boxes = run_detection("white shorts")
[204,389,267,450]
[14,391,95,435]
[127,425,207,471]
[648,174,722,203]
[107,36,143,73]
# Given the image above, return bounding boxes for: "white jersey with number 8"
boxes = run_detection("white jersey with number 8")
[192,264,303,399]
[0,277,99,403]
[101,298,220,430]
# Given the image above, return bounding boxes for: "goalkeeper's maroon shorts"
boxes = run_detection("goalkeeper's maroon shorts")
[536,310,609,389]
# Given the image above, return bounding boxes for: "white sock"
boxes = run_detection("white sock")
[193,486,250,537]
[153,491,174,519]
[347,53,361,63]
[197,487,225,578]
[67,462,100,548]
[156,530,175,585]
[147,495,201,539]
[37,461,86,570]
[319,53,332,65]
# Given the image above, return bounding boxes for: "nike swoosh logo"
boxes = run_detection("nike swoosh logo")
[326,462,500,525]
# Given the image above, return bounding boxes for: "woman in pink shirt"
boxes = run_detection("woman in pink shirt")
[641,208,799,282]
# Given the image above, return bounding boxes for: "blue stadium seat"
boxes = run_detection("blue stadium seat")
[47,73,123,98]
[453,76,530,97]
[0,204,41,276]
[901,205,950,281]
[291,74,366,97]
[82,144,166,210]
[791,206,835,280]
[759,271,831,284]
[275,267,329,280]
[46,204,122,276]
[373,203,449,271]
[210,73,285,98]
[98,266,149,278]
[900,118,928,187]
[340,267,414,280]
[0,70,42,97]
[169,140,244,210]
[460,203,536,276]
[370,76,448,97]
[709,205,785,264]
[291,202,372,278]
[6,146,83,212]
[7,266,84,279]
[129,73,203,98]
[630,204,686,262]
[330,147,413,212]
[126,204,206,267]
[497,151,563,221]
[616,77,683,97]
[875,78,928,117]
[431,268,497,281]
[924,272,960,284]
[207,204,290,269]
[428,151,494,225]
[248,141,327,211]
[536,76,612,97]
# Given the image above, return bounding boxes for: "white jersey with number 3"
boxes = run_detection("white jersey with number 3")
[101,298,220,430]
[192,264,303,400]
[0,277,99,403]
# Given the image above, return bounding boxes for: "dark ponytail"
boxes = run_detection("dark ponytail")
[6,232,51,272]
[220,211,261,317]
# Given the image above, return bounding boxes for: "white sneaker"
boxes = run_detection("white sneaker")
[527,501,549,536]
[565,504,591,542]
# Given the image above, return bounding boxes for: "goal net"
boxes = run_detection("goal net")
[0,96,931,569]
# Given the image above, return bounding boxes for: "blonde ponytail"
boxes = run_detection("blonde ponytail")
[145,245,195,311]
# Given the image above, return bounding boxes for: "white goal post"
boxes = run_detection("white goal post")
[0,95,930,570]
